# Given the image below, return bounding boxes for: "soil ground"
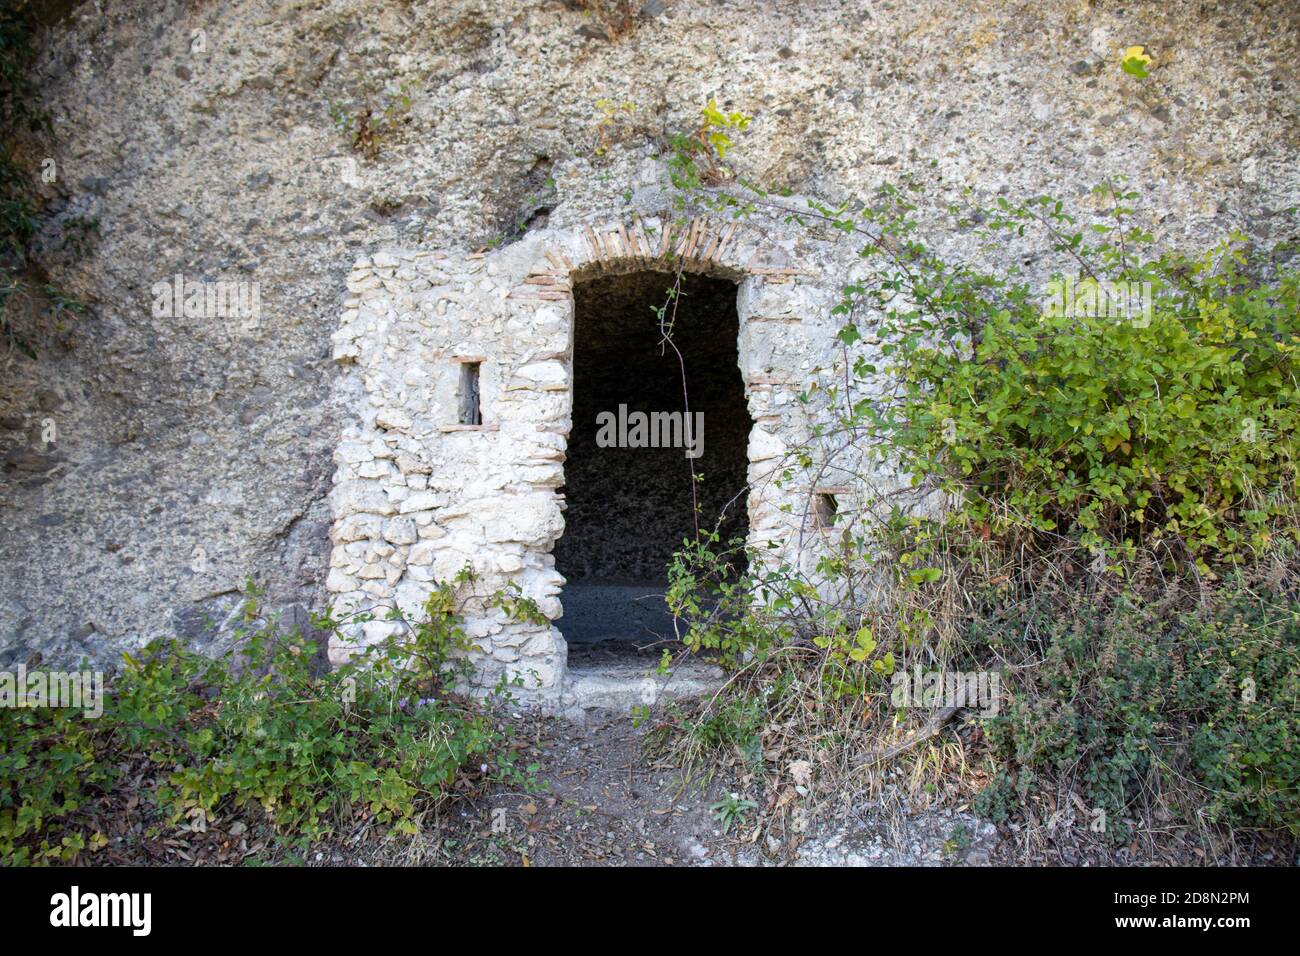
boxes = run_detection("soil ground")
[78,710,1295,867]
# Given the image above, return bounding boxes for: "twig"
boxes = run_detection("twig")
[852,704,959,768]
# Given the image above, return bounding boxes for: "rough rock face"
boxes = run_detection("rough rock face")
[1,0,1296,667]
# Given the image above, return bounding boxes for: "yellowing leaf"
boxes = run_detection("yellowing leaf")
[1121,45,1152,78]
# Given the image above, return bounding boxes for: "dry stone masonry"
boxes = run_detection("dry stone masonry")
[326,203,872,706]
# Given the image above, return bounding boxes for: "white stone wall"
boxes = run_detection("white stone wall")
[327,203,879,705]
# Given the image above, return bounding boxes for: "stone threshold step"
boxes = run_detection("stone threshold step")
[558,658,726,722]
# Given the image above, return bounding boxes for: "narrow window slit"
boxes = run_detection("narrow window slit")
[813,492,838,529]
[458,361,481,425]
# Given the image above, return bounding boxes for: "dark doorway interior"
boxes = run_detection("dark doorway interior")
[555,271,750,649]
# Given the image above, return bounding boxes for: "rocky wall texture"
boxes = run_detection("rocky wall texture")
[1,0,1296,668]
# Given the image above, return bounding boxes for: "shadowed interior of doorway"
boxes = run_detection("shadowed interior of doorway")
[555,270,750,653]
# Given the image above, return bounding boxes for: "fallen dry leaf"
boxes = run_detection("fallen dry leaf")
[788,759,813,787]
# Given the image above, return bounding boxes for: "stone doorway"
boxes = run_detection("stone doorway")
[326,210,852,710]
[554,270,751,656]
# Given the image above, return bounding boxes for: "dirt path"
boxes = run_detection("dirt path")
[81,708,1292,867]
[415,713,744,867]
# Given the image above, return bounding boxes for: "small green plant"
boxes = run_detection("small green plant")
[666,529,788,669]
[839,184,1299,571]
[329,82,415,160]
[667,98,751,189]
[943,823,972,854]
[592,98,637,156]
[709,793,758,834]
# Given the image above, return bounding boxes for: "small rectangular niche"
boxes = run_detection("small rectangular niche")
[455,357,483,426]
[812,486,850,530]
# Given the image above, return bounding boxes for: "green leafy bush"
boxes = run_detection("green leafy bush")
[976,586,1299,840]
[1177,592,1300,833]
[658,118,1299,847]
[0,577,538,865]
[0,706,112,864]
[861,201,1299,567]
